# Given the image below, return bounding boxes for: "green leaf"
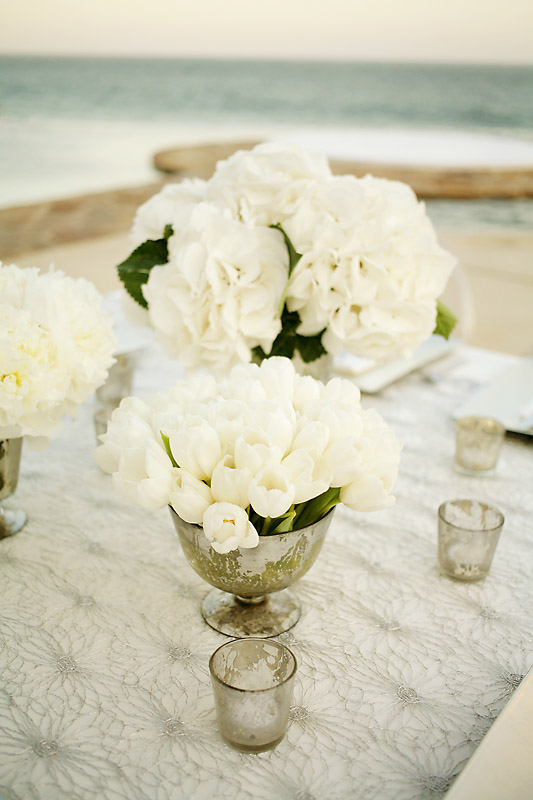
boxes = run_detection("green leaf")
[433,299,457,340]
[270,223,302,276]
[116,225,174,308]
[268,506,297,534]
[258,516,274,535]
[160,432,179,468]
[248,507,265,533]
[293,487,341,529]
[295,330,327,363]
[254,307,327,365]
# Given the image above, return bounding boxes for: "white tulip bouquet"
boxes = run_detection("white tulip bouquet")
[94,357,401,553]
[0,263,116,445]
[117,141,457,373]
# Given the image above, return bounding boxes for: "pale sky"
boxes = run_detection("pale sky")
[1,0,532,63]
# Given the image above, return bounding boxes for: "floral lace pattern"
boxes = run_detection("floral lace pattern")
[1,345,532,800]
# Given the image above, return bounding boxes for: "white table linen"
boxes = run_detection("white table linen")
[1,344,532,800]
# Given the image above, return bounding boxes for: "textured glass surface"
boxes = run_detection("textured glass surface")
[0,438,26,537]
[95,353,136,408]
[438,499,504,580]
[210,639,296,751]
[455,416,505,475]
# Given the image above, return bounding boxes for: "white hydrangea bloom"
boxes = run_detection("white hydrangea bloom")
[130,179,207,246]
[125,141,455,369]
[207,141,332,226]
[285,174,456,361]
[142,203,289,371]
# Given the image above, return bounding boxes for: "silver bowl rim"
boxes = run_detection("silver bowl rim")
[168,504,335,539]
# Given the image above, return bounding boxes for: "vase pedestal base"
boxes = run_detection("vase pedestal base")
[0,507,27,539]
[201,589,300,638]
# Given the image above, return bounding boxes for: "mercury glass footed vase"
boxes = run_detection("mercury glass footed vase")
[0,438,27,539]
[169,506,335,638]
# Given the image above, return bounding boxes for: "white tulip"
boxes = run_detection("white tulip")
[340,473,396,513]
[203,502,259,553]
[256,357,296,403]
[281,448,329,504]
[292,374,322,415]
[259,404,295,455]
[112,439,175,510]
[211,455,252,508]
[92,355,401,525]
[322,435,363,488]
[248,464,295,519]
[233,428,284,475]
[170,469,213,524]
[169,417,222,481]
[94,400,158,474]
[291,420,330,454]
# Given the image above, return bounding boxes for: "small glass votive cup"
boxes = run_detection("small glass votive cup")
[96,353,136,408]
[438,499,504,581]
[455,416,505,476]
[209,638,297,752]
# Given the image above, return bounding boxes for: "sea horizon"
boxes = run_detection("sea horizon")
[1,55,532,228]
[2,52,532,65]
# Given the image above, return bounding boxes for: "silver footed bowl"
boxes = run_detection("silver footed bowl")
[169,506,334,638]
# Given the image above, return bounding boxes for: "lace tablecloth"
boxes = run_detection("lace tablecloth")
[1,344,532,800]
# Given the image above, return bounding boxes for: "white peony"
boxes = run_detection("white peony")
[0,263,116,444]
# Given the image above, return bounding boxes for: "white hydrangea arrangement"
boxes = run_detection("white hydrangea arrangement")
[94,357,402,554]
[0,263,116,445]
[118,141,457,372]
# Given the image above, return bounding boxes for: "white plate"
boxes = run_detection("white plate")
[453,360,533,435]
[334,336,457,394]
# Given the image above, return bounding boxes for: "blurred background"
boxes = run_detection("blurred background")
[1,0,532,354]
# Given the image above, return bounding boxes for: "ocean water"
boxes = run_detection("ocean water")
[1,56,532,228]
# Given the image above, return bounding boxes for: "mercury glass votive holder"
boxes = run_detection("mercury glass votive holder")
[93,406,115,445]
[209,638,297,752]
[438,499,504,581]
[96,353,135,408]
[455,416,505,476]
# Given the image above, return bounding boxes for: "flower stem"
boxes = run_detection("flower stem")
[292,487,341,529]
